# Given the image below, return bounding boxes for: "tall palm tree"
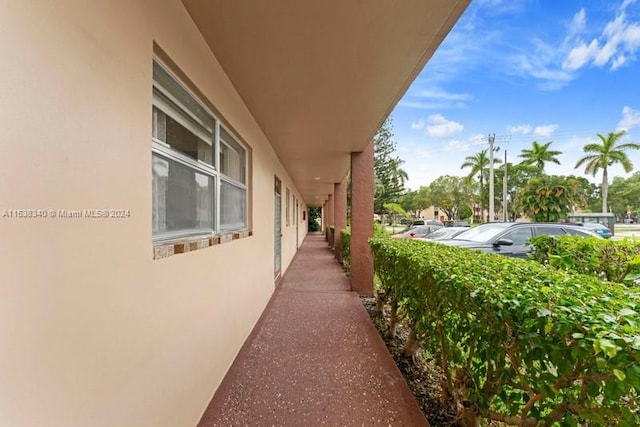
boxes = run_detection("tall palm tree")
[518,140,562,171]
[461,149,500,222]
[574,130,640,213]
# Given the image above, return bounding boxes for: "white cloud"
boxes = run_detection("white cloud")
[509,43,574,90]
[617,106,640,131]
[555,135,593,152]
[563,39,600,71]
[443,140,470,152]
[425,114,464,138]
[563,4,640,72]
[612,54,628,69]
[411,119,425,130]
[508,3,640,88]
[399,86,472,110]
[508,124,532,134]
[398,100,454,110]
[414,148,434,158]
[569,8,587,36]
[415,88,472,102]
[533,124,559,137]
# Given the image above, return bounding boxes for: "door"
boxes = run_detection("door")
[295,199,299,248]
[494,226,533,258]
[274,177,282,279]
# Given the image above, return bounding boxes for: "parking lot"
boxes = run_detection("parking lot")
[610,224,640,239]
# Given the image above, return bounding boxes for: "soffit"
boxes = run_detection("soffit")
[182,0,469,206]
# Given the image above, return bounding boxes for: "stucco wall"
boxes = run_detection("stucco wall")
[0,1,306,425]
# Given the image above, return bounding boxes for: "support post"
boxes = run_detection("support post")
[333,178,347,263]
[322,202,327,239]
[350,141,374,296]
[327,194,334,247]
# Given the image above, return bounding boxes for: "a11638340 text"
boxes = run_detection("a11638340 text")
[1,209,131,219]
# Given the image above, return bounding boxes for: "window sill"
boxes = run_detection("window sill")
[153,230,252,260]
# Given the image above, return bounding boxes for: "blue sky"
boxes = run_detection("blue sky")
[393,0,640,190]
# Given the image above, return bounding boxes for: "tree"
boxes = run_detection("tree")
[461,149,501,222]
[492,163,541,221]
[399,190,430,218]
[427,175,474,220]
[574,130,640,213]
[570,175,600,212]
[518,140,562,171]
[383,202,408,227]
[374,117,408,213]
[607,172,640,219]
[515,175,585,222]
[459,206,473,221]
[308,206,322,231]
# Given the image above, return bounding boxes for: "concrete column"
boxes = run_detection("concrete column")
[333,177,347,263]
[327,194,334,247]
[350,140,374,296]
[322,202,327,238]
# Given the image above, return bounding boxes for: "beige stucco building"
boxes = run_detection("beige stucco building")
[0,1,468,425]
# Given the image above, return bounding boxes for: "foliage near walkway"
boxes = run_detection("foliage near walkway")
[369,237,640,426]
[530,235,640,284]
[340,228,351,272]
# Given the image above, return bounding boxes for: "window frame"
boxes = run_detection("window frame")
[152,59,249,242]
[501,226,533,245]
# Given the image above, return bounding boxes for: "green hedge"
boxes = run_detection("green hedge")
[530,235,640,285]
[369,236,640,426]
[326,225,335,247]
[338,223,387,275]
[340,228,351,272]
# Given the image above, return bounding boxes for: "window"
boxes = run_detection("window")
[502,227,533,245]
[152,60,248,241]
[535,226,566,237]
[565,228,590,237]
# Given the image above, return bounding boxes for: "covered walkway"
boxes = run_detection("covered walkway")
[198,233,427,426]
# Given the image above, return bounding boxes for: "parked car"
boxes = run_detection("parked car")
[411,219,444,227]
[396,219,444,234]
[575,221,613,239]
[392,224,444,239]
[419,226,469,241]
[436,222,602,258]
[443,219,470,227]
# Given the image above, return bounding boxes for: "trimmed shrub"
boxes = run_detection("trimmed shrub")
[530,235,640,284]
[370,236,640,426]
[340,227,351,273]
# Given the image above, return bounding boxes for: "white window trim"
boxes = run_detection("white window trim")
[152,59,249,243]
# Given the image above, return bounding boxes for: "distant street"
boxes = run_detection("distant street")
[612,224,640,239]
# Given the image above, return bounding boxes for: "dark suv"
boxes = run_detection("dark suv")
[436,222,601,258]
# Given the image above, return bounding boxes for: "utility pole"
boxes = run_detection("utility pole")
[503,150,508,222]
[475,133,509,223]
[488,133,495,222]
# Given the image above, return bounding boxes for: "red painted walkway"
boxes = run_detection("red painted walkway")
[198,233,428,426]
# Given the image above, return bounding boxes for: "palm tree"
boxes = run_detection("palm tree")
[461,149,500,222]
[574,130,640,213]
[518,140,562,171]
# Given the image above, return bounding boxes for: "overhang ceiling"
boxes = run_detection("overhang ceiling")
[182,0,469,206]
